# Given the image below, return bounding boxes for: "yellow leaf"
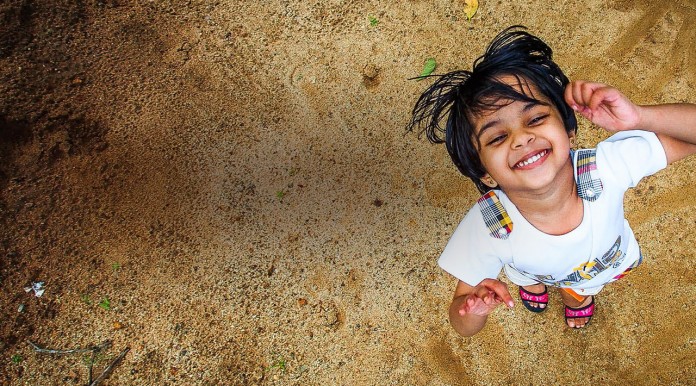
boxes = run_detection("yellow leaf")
[464,0,478,21]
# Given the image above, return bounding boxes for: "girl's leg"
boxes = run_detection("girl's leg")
[558,288,594,328]
[520,283,547,310]
[503,265,548,311]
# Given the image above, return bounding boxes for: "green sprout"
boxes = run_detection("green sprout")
[81,294,93,305]
[82,350,107,366]
[368,15,379,27]
[11,354,22,364]
[98,297,111,311]
[276,190,285,200]
[269,355,287,372]
[111,262,121,272]
[82,353,96,366]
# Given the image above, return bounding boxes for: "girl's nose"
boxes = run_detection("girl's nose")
[511,129,535,149]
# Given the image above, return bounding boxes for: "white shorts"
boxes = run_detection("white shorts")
[503,264,605,296]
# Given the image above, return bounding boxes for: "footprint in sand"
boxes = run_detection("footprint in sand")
[606,1,696,90]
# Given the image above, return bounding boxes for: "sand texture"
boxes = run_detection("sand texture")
[1,0,695,384]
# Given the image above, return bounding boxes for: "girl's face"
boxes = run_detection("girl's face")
[472,81,575,196]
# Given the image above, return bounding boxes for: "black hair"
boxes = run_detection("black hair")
[407,26,577,193]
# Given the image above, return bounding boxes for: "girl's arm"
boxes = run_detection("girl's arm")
[565,81,696,163]
[449,279,514,337]
[635,103,696,163]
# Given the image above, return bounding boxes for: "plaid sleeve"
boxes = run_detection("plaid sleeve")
[477,191,513,239]
[575,149,603,201]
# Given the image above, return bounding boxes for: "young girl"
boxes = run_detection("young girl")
[408,26,696,336]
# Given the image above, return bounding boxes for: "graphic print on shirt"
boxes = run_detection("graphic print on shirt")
[557,236,625,286]
[521,236,625,286]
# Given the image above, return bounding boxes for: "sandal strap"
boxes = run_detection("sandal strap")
[565,298,595,318]
[519,286,548,304]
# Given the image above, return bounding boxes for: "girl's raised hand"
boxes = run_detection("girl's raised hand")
[564,80,641,132]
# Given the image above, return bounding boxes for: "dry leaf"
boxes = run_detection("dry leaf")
[464,0,478,21]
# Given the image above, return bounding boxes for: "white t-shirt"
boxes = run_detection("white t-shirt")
[438,130,667,289]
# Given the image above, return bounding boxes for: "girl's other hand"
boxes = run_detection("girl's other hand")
[564,80,641,132]
[459,292,502,316]
[458,278,513,316]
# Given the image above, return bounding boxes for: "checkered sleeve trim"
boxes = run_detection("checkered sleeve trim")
[477,191,513,239]
[576,149,603,202]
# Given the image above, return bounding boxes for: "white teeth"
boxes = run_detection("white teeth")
[516,150,547,168]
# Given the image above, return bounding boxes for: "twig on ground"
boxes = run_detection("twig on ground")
[27,340,111,355]
[27,340,124,384]
[87,350,96,385]
[89,347,130,386]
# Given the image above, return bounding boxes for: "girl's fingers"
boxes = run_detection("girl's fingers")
[459,297,473,315]
[577,82,601,107]
[478,279,514,308]
[566,80,606,109]
[565,81,587,110]
[566,80,582,106]
[571,81,586,106]
[461,295,483,315]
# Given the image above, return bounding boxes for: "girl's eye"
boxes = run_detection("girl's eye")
[529,114,549,125]
[487,134,507,145]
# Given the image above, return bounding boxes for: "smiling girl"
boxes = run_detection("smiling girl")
[408,26,696,336]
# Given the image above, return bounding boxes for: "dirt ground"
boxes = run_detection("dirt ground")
[1,0,695,384]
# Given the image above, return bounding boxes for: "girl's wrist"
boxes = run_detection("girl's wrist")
[633,104,649,131]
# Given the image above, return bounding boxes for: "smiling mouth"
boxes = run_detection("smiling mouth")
[514,149,548,168]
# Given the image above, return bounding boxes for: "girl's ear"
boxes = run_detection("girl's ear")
[568,132,577,148]
[480,174,498,188]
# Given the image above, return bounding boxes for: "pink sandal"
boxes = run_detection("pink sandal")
[519,286,548,313]
[564,296,595,328]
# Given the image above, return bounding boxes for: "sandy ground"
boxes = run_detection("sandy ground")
[1,0,695,384]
